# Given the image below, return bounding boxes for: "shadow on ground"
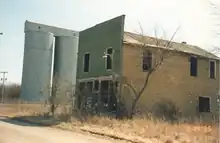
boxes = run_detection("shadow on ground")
[0,115,62,127]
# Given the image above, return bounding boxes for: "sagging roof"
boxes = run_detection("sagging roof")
[123,32,219,60]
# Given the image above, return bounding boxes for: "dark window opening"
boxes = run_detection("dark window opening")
[210,61,215,79]
[94,80,99,91]
[198,96,210,112]
[109,81,118,111]
[86,81,93,92]
[190,56,197,76]
[100,80,109,108]
[107,48,113,54]
[84,53,90,72]
[79,82,85,92]
[143,51,152,71]
[106,55,112,70]
[106,48,113,70]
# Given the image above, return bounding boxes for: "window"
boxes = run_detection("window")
[190,56,197,76]
[107,48,113,54]
[209,60,216,79]
[83,53,90,72]
[79,82,85,92]
[198,96,210,112]
[94,80,99,91]
[142,51,152,71]
[86,81,93,92]
[106,48,113,70]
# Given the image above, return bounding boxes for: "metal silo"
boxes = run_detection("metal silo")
[53,36,78,101]
[20,31,54,102]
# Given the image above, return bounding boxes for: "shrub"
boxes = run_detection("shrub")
[152,99,181,123]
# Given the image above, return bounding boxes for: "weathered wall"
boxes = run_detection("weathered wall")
[77,15,125,79]
[122,43,219,119]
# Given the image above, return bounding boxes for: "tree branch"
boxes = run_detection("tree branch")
[123,83,138,98]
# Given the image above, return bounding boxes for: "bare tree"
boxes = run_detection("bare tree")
[40,74,75,118]
[210,1,220,33]
[209,1,220,54]
[123,24,180,118]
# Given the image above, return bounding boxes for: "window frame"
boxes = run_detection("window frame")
[198,96,211,113]
[83,52,90,73]
[209,60,216,79]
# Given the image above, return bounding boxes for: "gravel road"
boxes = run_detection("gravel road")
[0,116,125,143]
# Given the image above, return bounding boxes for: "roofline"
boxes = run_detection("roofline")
[123,41,220,61]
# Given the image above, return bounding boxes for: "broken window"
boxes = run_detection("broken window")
[190,56,197,77]
[83,53,90,72]
[143,51,152,71]
[198,96,210,112]
[106,48,113,70]
[209,61,216,79]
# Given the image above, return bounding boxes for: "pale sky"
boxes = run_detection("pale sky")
[0,0,219,84]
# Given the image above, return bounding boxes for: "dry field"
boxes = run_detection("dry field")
[0,103,219,143]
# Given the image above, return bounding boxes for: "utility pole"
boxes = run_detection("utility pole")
[0,33,6,103]
[1,71,8,103]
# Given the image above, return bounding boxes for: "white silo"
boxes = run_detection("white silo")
[52,36,78,102]
[20,31,54,102]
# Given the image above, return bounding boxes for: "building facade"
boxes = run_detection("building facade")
[122,32,219,119]
[76,15,220,119]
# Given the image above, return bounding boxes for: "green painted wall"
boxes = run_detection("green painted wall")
[77,15,125,79]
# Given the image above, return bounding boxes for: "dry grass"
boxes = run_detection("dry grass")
[0,103,43,116]
[64,115,218,143]
[0,104,218,143]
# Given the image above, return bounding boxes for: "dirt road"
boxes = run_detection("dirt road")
[0,117,125,143]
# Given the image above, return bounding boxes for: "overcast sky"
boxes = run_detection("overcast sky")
[0,0,219,83]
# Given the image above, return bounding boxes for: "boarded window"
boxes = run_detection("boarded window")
[190,56,197,76]
[198,96,210,112]
[209,61,215,79]
[106,48,113,70]
[84,53,90,72]
[143,51,152,71]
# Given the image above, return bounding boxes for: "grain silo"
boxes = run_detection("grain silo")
[20,31,54,101]
[52,36,78,99]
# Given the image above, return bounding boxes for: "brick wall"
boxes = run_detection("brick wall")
[122,43,219,119]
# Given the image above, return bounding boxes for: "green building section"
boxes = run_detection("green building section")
[77,15,125,79]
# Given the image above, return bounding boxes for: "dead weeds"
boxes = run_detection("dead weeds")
[0,104,218,143]
[67,115,218,143]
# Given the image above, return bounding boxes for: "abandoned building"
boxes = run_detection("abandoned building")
[76,15,219,119]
